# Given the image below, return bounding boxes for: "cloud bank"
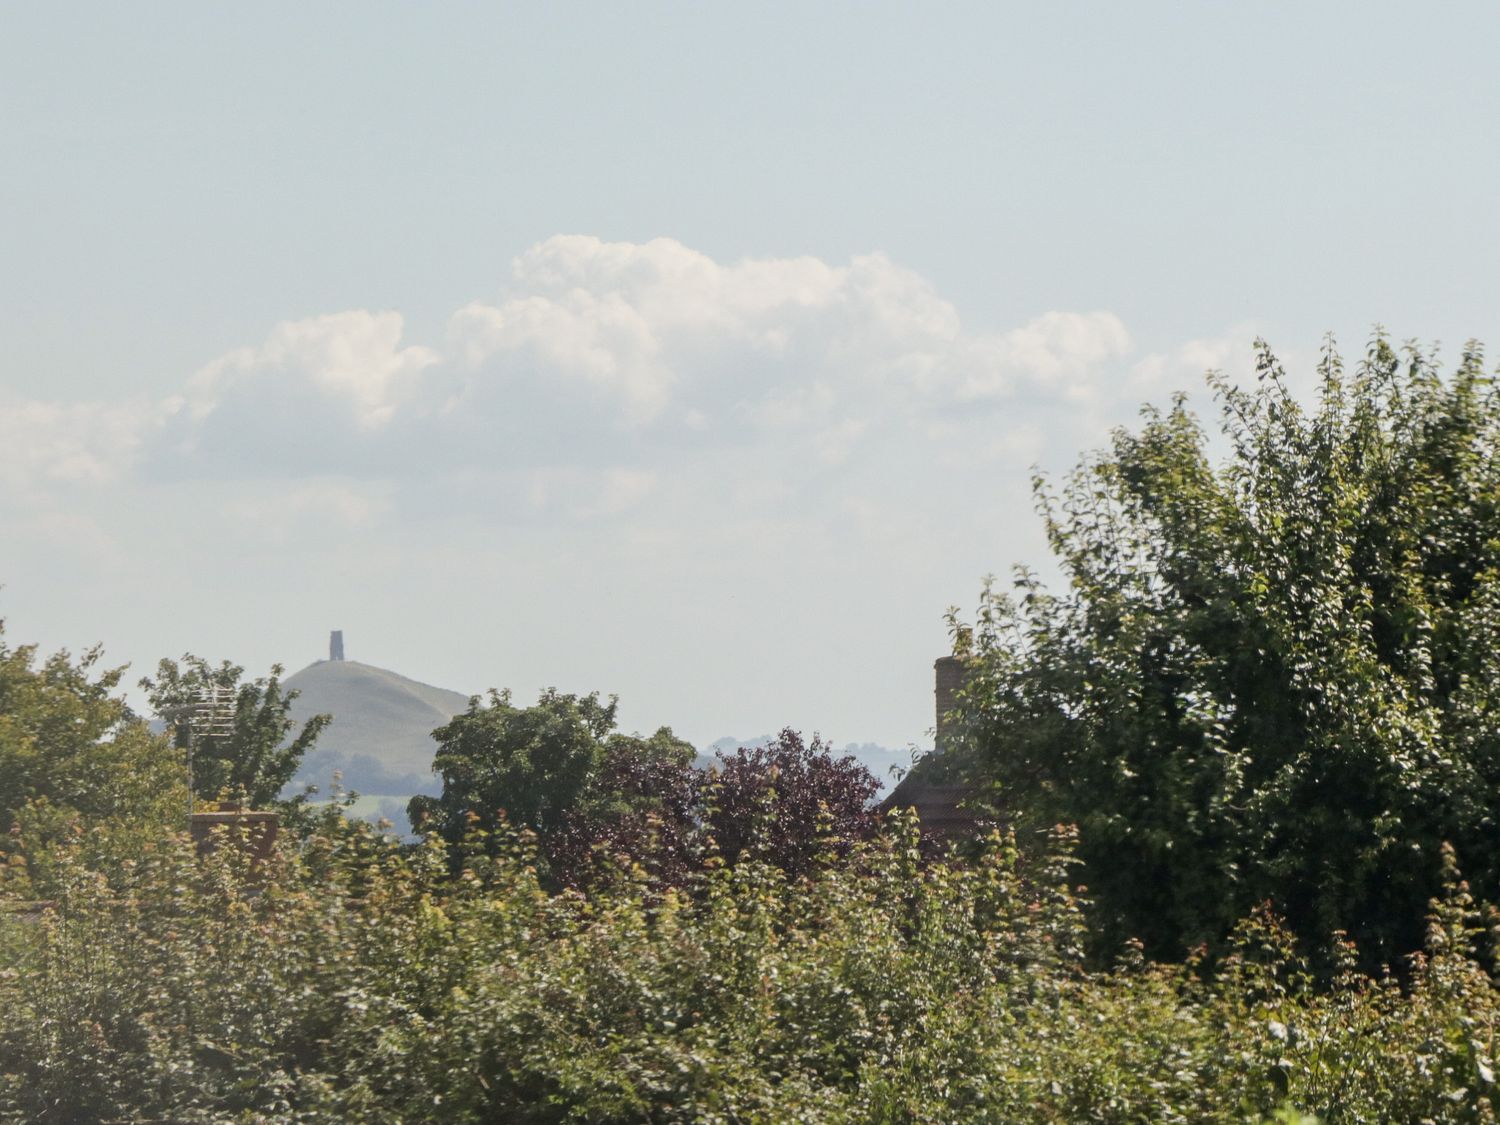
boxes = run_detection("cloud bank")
[6,235,1235,528]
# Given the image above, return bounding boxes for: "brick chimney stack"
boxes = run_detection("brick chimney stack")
[934,655,967,746]
[329,630,345,662]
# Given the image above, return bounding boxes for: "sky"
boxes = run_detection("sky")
[3,3,1500,752]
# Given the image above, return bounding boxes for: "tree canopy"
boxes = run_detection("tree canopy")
[949,334,1500,963]
[141,655,329,810]
[706,729,880,878]
[0,623,182,835]
[409,689,699,869]
[410,690,884,888]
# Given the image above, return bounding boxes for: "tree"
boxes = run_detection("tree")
[410,688,699,882]
[140,655,328,810]
[0,622,183,832]
[547,727,702,888]
[0,623,185,892]
[949,334,1500,964]
[706,729,880,878]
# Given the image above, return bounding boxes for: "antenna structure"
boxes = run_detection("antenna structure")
[184,684,237,814]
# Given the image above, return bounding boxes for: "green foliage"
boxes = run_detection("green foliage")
[950,334,1500,964]
[141,654,329,809]
[0,622,181,831]
[410,688,696,865]
[0,623,184,893]
[6,808,1500,1122]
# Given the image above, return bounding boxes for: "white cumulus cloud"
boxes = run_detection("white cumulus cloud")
[184,310,439,432]
[2,236,1237,528]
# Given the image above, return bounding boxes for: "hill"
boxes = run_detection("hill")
[284,659,471,823]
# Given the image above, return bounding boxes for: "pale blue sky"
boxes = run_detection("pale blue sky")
[4,3,1499,751]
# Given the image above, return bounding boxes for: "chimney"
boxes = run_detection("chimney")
[329,630,345,662]
[934,655,967,747]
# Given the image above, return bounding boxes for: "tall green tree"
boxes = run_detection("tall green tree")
[0,622,184,893]
[409,688,697,872]
[140,656,328,809]
[950,334,1500,964]
[0,622,183,832]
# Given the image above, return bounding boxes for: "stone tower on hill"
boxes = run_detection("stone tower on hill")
[329,630,345,661]
[285,652,471,833]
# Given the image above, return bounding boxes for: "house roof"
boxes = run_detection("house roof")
[878,771,981,838]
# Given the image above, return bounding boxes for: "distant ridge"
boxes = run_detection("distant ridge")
[284,658,470,805]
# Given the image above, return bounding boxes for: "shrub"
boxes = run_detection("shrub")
[5,808,1500,1122]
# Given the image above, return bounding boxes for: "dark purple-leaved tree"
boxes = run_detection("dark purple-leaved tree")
[546,729,702,889]
[706,729,880,879]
